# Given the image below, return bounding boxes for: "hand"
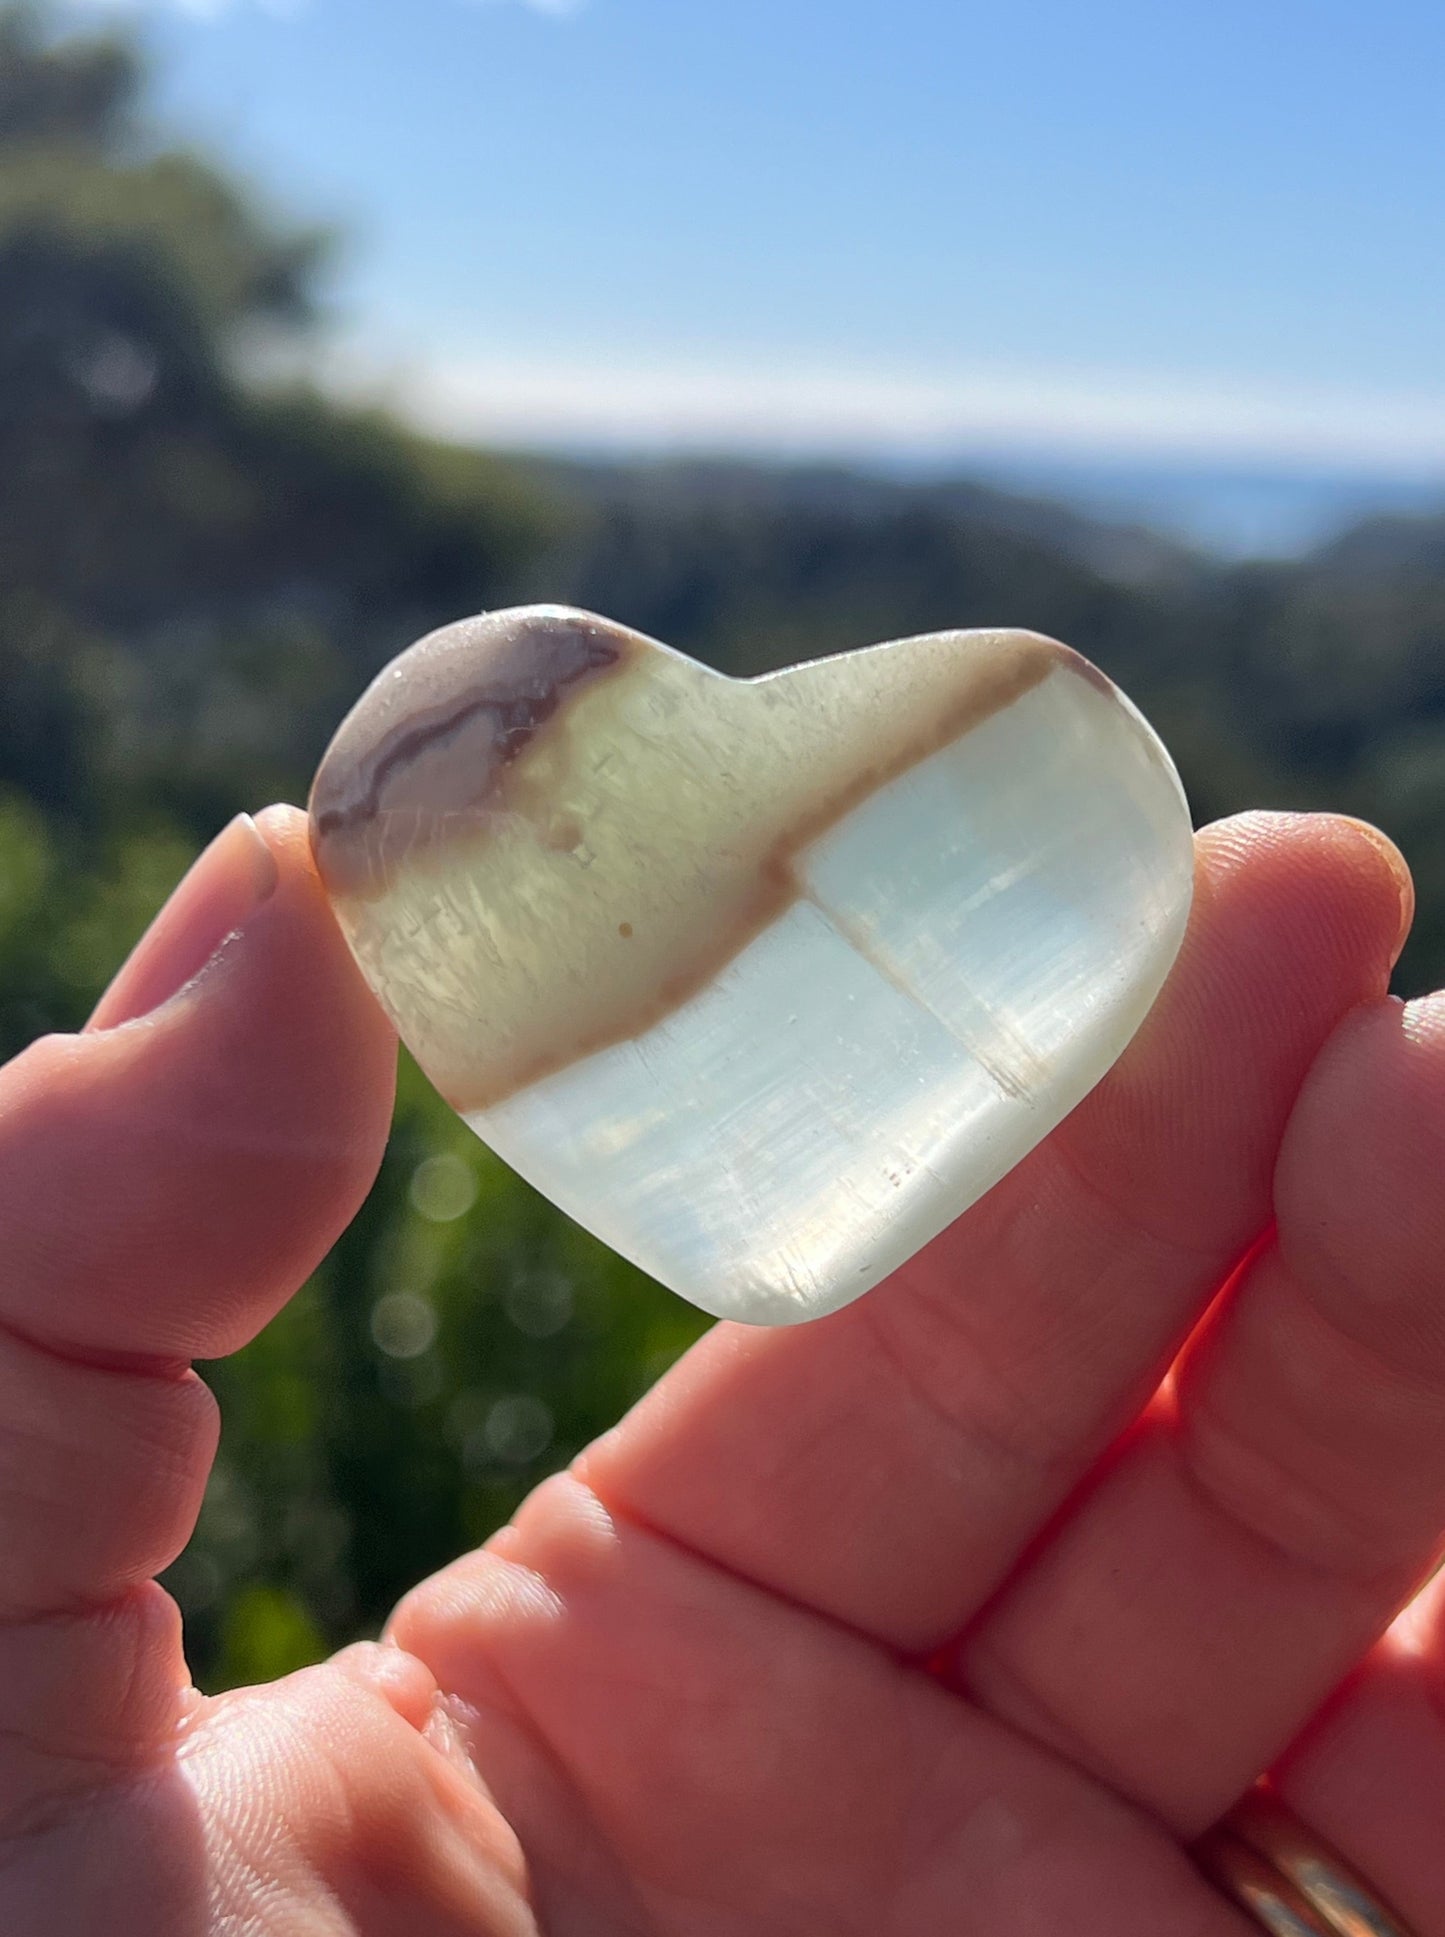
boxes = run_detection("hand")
[0,804,1439,1937]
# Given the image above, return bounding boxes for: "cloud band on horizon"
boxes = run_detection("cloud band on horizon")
[312,341,1445,478]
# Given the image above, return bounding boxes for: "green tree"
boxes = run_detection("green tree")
[0,1,553,836]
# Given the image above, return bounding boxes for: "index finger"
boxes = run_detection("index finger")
[580,812,1411,1654]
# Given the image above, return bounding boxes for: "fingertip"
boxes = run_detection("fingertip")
[248,799,397,1078]
[88,813,278,1033]
[1401,987,1445,1049]
[1275,988,1445,1371]
[1198,811,1411,935]
[1191,810,1412,1000]
[252,801,315,879]
[332,1640,440,1733]
[1332,816,1415,966]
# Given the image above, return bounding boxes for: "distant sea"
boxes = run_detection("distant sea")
[913,455,1445,559]
[551,435,1445,561]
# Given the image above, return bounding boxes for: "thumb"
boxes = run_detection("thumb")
[0,806,395,1837]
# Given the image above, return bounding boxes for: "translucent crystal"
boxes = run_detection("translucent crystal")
[310,606,1193,1325]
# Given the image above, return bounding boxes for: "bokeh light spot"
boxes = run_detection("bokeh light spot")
[505,1269,574,1338]
[370,1289,438,1359]
[480,1393,554,1466]
[409,1151,479,1223]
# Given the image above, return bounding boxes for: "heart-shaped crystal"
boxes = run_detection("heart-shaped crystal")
[310,607,1193,1325]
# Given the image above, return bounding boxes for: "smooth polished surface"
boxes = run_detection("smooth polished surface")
[310,606,1194,1324]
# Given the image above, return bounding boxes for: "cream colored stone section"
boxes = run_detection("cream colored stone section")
[319,616,1081,1111]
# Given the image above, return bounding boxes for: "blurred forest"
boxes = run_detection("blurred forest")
[0,4,1441,1688]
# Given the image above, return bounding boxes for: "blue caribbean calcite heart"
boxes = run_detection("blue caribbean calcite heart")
[310,607,1193,1324]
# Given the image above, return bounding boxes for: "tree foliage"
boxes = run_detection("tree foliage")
[0,3,140,153]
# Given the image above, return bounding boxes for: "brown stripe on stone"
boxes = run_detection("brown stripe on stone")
[443,636,1060,1113]
[1049,640,1119,701]
[310,609,635,898]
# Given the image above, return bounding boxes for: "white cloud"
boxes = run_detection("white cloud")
[318,341,1445,476]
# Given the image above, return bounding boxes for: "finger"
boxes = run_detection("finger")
[1270,1571,1445,1937]
[581,814,1409,1651]
[0,806,395,1367]
[2,1648,541,1936]
[946,991,1445,1833]
[0,807,395,1830]
[391,1475,1249,1936]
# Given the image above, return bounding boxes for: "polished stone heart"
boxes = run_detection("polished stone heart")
[310,606,1193,1324]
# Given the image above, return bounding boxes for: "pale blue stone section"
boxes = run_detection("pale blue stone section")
[470,672,1193,1325]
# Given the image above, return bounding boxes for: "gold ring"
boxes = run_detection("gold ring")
[1195,1787,1418,1937]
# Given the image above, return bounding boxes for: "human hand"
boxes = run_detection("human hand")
[0,804,1439,1935]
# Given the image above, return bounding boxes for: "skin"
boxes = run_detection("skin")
[0,803,1440,1936]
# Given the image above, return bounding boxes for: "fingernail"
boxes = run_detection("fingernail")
[87,815,279,1031]
[1340,816,1415,967]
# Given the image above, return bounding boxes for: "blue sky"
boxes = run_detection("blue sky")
[67,0,1445,526]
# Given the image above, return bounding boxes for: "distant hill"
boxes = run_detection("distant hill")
[1309,511,1445,579]
[526,454,1203,598]
[516,455,1200,688]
